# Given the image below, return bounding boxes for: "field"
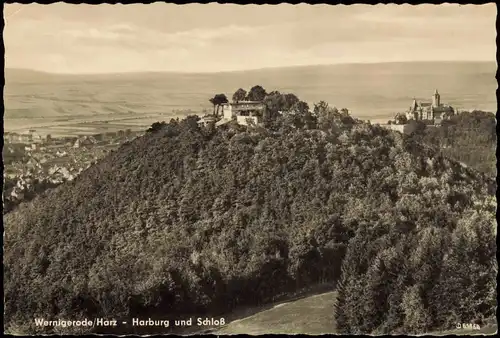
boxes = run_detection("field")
[3,113,181,137]
[3,113,183,137]
[4,61,496,136]
[215,291,338,335]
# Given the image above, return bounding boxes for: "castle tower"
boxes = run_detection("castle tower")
[408,98,419,120]
[411,98,418,110]
[432,89,440,108]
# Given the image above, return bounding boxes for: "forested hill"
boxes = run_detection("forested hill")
[407,110,497,177]
[4,116,497,335]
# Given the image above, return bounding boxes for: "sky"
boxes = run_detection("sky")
[4,3,497,74]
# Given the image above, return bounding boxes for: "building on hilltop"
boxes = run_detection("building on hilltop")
[198,114,218,127]
[382,89,455,134]
[199,100,268,127]
[405,89,454,125]
[221,101,267,126]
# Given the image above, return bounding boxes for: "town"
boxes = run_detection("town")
[3,129,144,214]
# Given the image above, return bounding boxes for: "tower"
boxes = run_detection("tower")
[411,98,418,111]
[408,98,420,120]
[432,89,440,108]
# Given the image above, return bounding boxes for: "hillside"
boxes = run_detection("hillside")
[408,110,497,176]
[4,116,497,335]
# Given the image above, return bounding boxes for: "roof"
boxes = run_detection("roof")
[232,102,264,106]
[433,106,454,112]
[215,119,232,127]
[224,100,263,105]
[224,101,265,107]
[73,136,96,147]
[233,106,265,112]
[229,102,266,112]
[199,115,217,122]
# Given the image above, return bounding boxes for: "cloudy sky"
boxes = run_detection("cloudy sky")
[4,3,497,74]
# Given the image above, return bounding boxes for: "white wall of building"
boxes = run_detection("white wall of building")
[236,116,260,126]
[222,105,233,120]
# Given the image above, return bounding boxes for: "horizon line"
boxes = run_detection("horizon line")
[6,60,496,77]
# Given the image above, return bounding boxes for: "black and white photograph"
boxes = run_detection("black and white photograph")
[2,2,498,335]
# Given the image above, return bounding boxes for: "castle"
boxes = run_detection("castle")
[405,89,454,124]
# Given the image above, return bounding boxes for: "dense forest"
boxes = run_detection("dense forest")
[3,88,497,335]
[405,110,496,176]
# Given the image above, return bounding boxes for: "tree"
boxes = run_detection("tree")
[394,113,408,125]
[147,121,166,133]
[304,111,318,130]
[430,212,497,328]
[232,88,247,103]
[209,94,229,117]
[282,101,313,129]
[314,102,341,130]
[246,85,267,102]
[263,91,285,120]
[406,120,426,135]
[209,98,216,115]
[340,108,350,116]
[292,101,310,115]
[313,101,330,117]
[283,93,300,111]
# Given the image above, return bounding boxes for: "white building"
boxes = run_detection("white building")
[220,101,267,126]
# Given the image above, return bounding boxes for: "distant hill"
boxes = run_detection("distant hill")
[4,68,66,83]
[4,116,496,335]
[4,61,497,121]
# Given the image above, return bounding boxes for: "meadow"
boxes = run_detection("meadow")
[214,291,338,335]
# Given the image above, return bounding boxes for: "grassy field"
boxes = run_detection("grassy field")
[214,291,338,335]
[3,112,182,137]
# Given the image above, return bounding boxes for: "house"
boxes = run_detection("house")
[31,132,43,143]
[73,136,97,149]
[6,132,33,143]
[198,115,217,127]
[406,89,454,123]
[93,133,105,142]
[220,101,267,126]
[105,131,118,139]
[62,136,77,146]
